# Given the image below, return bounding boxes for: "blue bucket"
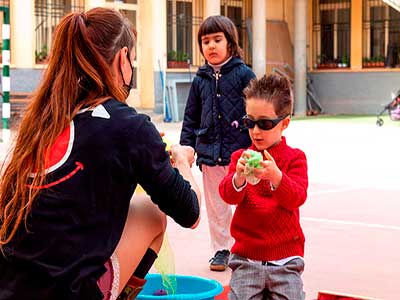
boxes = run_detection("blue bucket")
[136,273,223,300]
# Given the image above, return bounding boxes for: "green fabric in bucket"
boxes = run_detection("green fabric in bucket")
[137,273,223,300]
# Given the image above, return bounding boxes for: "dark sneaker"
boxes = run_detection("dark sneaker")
[209,249,230,271]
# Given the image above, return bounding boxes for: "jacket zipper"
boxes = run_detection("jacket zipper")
[213,71,223,164]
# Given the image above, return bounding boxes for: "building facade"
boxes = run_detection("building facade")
[1,0,399,119]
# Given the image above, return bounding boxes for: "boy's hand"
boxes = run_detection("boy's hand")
[252,150,282,188]
[234,151,250,188]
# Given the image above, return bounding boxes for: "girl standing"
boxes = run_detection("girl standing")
[180,15,255,271]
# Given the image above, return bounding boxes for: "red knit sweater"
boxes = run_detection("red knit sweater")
[219,136,308,261]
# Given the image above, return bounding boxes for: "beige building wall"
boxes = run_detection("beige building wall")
[138,0,154,108]
[4,0,304,110]
[204,0,220,17]
[284,0,294,44]
[9,0,107,67]
[351,0,363,69]
[267,0,284,20]
[10,0,35,68]
[265,0,294,74]
[266,0,294,42]
[85,0,105,10]
[137,0,167,109]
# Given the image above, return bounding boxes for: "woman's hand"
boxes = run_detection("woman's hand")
[170,144,201,228]
[170,144,195,168]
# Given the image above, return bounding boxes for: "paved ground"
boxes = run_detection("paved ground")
[153,116,400,300]
[1,113,399,300]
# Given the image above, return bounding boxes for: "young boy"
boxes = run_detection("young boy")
[219,74,308,300]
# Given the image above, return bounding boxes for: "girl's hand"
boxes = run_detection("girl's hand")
[252,150,282,188]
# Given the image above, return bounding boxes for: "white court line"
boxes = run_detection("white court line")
[308,186,361,196]
[303,217,400,231]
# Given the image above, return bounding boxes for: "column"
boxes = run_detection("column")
[138,0,155,108]
[307,0,314,70]
[294,0,307,115]
[205,0,220,17]
[152,0,167,112]
[10,0,35,68]
[85,0,106,10]
[252,0,266,77]
[351,0,362,69]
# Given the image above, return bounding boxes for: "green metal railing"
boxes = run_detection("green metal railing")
[1,5,10,142]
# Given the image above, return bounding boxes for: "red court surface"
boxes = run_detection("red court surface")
[164,181,399,300]
[1,116,399,300]
[154,119,400,300]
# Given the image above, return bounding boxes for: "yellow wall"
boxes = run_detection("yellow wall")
[10,0,35,68]
[351,0,363,69]
[267,0,285,21]
[266,0,294,45]
[284,0,294,44]
[138,0,155,108]
[265,0,295,73]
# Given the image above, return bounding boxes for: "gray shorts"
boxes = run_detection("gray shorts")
[228,253,305,300]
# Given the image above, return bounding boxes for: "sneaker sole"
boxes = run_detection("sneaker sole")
[209,264,227,271]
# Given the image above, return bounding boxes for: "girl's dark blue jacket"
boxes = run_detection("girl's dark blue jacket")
[180,57,256,167]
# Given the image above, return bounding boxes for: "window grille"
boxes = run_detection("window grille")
[34,0,85,63]
[221,0,252,66]
[167,0,203,67]
[362,0,400,68]
[312,0,351,69]
[166,0,252,68]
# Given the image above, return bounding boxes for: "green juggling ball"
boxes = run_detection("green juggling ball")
[244,150,263,168]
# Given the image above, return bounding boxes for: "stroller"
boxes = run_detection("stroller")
[376,89,400,126]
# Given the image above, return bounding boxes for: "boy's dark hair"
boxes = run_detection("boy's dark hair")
[244,74,293,116]
[198,15,243,59]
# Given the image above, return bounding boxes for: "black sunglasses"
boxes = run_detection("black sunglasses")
[242,114,289,131]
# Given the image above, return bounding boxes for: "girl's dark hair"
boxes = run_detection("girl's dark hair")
[197,15,243,59]
[244,74,294,116]
[0,7,135,249]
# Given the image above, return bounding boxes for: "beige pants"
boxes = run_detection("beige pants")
[202,165,234,254]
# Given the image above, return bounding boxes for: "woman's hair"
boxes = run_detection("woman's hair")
[197,15,243,59]
[0,7,136,249]
[244,74,294,117]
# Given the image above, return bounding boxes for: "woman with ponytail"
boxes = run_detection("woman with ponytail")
[0,7,200,300]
